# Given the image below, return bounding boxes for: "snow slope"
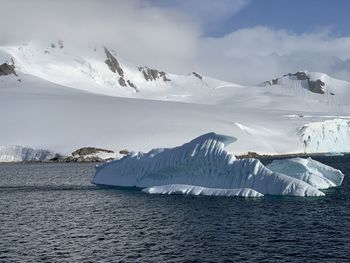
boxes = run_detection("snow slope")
[0,64,350,156]
[261,71,350,107]
[1,40,350,158]
[0,40,235,104]
[92,133,325,197]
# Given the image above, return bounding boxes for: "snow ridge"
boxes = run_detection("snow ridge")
[1,40,232,102]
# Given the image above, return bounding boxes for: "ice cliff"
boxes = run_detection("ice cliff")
[0,146,54,162]
[298,119,350,153]
[92,133,335,197]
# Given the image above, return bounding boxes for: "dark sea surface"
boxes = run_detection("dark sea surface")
[0,156,350,263]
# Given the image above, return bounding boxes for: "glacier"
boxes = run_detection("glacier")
[298,119,350,153]
[142,184,264,198]
[0,145,54,162]
[267,157,344,189]
[92,133,326,197]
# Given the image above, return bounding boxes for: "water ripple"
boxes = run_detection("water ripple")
[0,157,350,262]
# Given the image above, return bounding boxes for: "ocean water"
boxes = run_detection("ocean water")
[0,156,350,263]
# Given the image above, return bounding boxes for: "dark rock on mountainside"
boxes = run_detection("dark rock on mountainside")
[138,66,171,82]
[72,147,114,157]
[291,72,308,81]
[289,72,325,94]
[263,71,326,95]
[127,80,138,91]
[104,47,124,77]
[58,40,64,49]
[118,77,127,87]
[192,72,203,80]
[0,63,17,76]
[103,47,138,91]
[308,79,325,94]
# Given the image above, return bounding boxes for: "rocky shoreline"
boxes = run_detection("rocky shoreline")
[0,147,128,164]
[1,150,347,164]
[236,151,347,162]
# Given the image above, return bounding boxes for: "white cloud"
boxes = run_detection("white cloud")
[0,0,200,70]
[196,27,350,84]
[149,0,250,33]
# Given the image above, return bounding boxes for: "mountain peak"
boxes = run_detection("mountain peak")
[261,71,333,95]
[0,40,233,101]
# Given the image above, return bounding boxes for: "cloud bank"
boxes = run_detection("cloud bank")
[1,0,350,85]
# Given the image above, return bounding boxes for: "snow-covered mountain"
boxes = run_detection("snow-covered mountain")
[0,40,350,160]
[261,71,350,107]
[0,40,235,103]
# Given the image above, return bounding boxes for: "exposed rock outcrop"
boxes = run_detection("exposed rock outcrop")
[127,80,138,91]
[0,63,17,76]
[58,40,64,49]
[263,71,326,94]
[192,72,203,80]
[50,147,117,162]
[138,66,171,82]
[119,149,129,155]
[71,147,114,157]
[48,148,130,162]
[292,72,308,81]
[118,77,127,87]
[104,47,124,77]
[236,151,268,159]
[308,79,325,94]
[62,155,108,162]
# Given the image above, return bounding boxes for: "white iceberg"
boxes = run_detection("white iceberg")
[142,184,264,197]
[0,145,54,162]
[298,119,350,153]
[92,133,326,197]
[267,157,344,189]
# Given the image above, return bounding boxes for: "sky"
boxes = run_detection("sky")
[1,0,350,85]
[193,0,350,38]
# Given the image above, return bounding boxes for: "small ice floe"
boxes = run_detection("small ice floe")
[267,157,344,190]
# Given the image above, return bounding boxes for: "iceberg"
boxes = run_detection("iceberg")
[267,157,344,189]
[0,145,54,162]
[142,184,264,197]
[92,133,325,197]
[298,119,350,153]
